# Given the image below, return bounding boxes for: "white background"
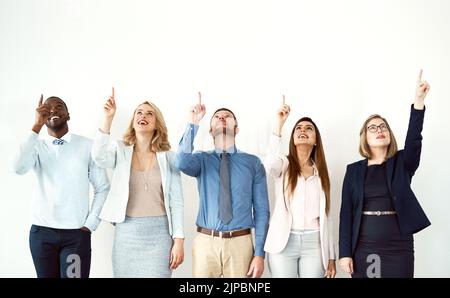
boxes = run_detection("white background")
[1,0,449,277]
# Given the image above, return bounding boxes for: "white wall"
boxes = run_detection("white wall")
[1,0,449,277]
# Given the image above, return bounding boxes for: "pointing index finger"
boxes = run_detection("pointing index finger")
[417,69,423,84]
[39,94,43,106]
[112,87,115,99]
[198,91,202,105]
[282,94,285,105]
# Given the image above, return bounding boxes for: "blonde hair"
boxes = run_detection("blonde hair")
[359,114,398,159]
[123,101,171,152]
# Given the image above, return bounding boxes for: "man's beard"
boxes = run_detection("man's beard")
[46,120,67,131]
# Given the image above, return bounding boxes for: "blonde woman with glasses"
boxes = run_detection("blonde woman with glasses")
[339,70,431,278]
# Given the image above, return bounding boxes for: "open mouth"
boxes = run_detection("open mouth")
[298,133,308,139]
[138,119,148,125]
[50,116,60,121]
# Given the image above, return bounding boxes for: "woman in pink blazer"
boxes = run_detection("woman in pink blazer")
[263,97,336,278]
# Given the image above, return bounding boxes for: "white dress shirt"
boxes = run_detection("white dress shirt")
[13,131,110,231]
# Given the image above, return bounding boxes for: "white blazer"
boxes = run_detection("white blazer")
[91,130,184,238]
[263,135,335,269]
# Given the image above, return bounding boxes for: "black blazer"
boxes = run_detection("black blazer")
[339,105,431,258]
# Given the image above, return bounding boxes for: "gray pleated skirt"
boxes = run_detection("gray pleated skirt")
[112,215,173,278]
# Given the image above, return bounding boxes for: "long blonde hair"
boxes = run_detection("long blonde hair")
[123,101,171,152]
[359,114,397,159]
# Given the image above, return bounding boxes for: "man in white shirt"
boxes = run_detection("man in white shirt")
[13,95,110,278]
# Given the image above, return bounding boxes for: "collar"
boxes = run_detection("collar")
[312,163,319,176]
[308,161,319,177]
[46,132,72,144]
[214,145,237,155]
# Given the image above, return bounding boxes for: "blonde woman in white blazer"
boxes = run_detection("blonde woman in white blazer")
[263,97,336,278]
[91,88,184,277]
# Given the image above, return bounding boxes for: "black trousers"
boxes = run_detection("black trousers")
[29,225,91,278]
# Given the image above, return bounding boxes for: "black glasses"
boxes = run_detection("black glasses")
[367,123,389,133]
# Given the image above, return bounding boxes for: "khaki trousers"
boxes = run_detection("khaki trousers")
[192,232,254,277]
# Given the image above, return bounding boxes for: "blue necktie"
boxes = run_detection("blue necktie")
[219,153,232,224]
[52,139,65,145]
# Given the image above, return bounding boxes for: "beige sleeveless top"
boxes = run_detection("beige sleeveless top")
[126,161,166,217]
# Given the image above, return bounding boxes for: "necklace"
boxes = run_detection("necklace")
[134,150,150,191]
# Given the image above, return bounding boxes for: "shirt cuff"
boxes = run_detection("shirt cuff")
[254,248,266,258]
[187,123,199,135]
[97,128,111,139]
[83,214,101,232]
[172,229,185,239]
[411,103,426,112]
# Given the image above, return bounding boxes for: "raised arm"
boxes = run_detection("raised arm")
[413,69,429,110]
[13,94,49,174]
[175,92,206,177]
[91,87,118,169]
[264,95,290,177]
[404,70,430,174]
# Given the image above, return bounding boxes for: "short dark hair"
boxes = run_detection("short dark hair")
[210,108,238,127]
[45,96,68,112]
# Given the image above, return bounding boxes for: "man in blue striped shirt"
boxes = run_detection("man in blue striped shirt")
[176,93,269,278]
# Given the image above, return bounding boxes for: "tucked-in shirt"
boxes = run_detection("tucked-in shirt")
[175,124,270,257]
[126,161,166,217]
[13,131,110,231]
[290,165,321,231]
